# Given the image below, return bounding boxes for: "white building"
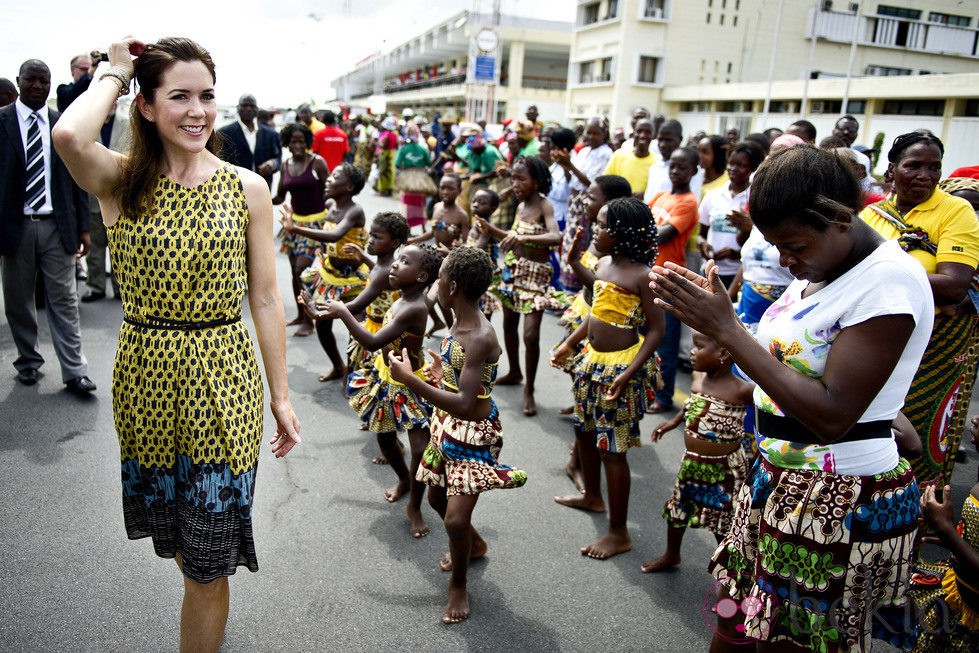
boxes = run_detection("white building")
[330,11,572,123]
[566,0,978,170]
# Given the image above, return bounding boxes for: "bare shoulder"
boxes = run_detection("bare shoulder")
[462,319,501,363]
[235,166,271,200]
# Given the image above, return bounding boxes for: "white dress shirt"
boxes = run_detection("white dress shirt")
[15,99,54,215]
[237,117,257,155]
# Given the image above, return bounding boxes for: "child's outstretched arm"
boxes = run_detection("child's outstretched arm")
[651,410,684,442]
[567,227,598,288]
[475,216,510,242]
[286,205,366,244]
[605,278,665,400]
[550,317,590,369]
[342,267,390,316]
[389,335,495,418]
[512,198,561,249]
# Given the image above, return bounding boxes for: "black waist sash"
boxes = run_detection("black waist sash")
[755,409,891,445]
[123,315,241,331]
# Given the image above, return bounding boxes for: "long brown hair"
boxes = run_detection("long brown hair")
[112,37,221,218]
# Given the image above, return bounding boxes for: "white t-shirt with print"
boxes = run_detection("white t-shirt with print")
[699,185,749,277]
[741,227,795,287]
[753,239,933,475]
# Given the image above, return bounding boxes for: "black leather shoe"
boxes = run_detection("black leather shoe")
[65,375,96,395]
[81,291,106,303]
[16,369,39,386]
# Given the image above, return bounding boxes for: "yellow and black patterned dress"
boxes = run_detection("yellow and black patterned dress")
[108,164,265,583]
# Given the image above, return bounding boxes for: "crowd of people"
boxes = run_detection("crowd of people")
[4,35,979,651]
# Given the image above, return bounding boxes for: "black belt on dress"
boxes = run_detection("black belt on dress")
[755,408,892,445]
[123,315,241,331]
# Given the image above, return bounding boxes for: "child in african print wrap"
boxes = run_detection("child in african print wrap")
[389,246,526,626]
[907,414,979,653]
[551,197,663,561]
[304,244,443,540]
[643,330,753,574]
[476,155,568,417]
[332,212,409,378]
[288,163,369,382]
[464,188,503,318]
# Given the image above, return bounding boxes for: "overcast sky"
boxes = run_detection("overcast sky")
[4,0,574,108]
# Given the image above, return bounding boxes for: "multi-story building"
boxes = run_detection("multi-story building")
[567,0,978,170]
[330,10,572,123]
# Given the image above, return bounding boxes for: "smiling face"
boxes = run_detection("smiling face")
[758,219,851,283]
[726,151,752,187]
[137,60,216,155]
[388,245,425,289]
[890,142,942,209]
[324,169,350,199]
[287,130,308,157]
[633,120,654,155]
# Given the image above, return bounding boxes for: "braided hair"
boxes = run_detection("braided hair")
[443,246,495,300]
[514,155,552,195]
[606,197,658,266]
[416,244,445,286]
[372,211,410,245]
[887,131,944,163]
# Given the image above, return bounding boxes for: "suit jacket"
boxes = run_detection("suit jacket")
[56,75,93,113]
[0,103,89,256]
[217,121,281,188]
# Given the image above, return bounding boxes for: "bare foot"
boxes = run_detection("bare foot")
[442,586,470,625]
[495,372,523,386]
[286,315,306,326]
[554,494,605,512]
[384,480,409,503]
[371,453,389,465]
[564,461,585,494]
[318,366,348,382]
[426,316,446,338]
[522,392,537,417]
[580,532,633,559]
[558,405,574,415]
[409,510,430,539]
[439,536,488,572]
[640,553,681,573]
[360,422,369,431]
[293,321,314,337]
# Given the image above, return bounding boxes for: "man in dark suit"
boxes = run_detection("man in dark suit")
[218,94,280,188]
[0,59,95,394]
[56,52,99,113]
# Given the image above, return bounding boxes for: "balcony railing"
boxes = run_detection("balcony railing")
[383,74,466,94]
[811,9,978,58]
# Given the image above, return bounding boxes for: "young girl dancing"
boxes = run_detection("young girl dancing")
[304,244,443,538]
[388,246,527,624]
[477,155,567,416]
[551,197,664,559]
[288,163,368,381]
[643,330,753,573]
[465,188,503,319]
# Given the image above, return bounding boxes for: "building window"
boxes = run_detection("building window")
[636,55,661,84]
[577,57,614,84]
[769,101,798,113]
[865,64,913,76]
[846,100,866,114]
[928,12,971,27]
[643,0,667,20]
[718,101,751,112]
[882,99,944,116]
[579,2,600,25]
[706,12,711,23]
[605,0,619,20]
[680,101,710,112]
[719,13,725,25]
[810,99,842,114]
[964,99,979,117]
[876,5,921,20]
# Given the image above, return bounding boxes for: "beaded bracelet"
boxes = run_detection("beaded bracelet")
[99,67,131,97]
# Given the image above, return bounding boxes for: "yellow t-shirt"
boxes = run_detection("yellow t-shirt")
[860,189,979,274]
[603,148,657,195]
[699,171,729,201]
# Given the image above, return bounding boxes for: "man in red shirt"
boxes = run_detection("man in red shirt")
[311,110,349,173]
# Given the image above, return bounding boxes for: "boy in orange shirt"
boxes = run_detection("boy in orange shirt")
[647,147,700,413]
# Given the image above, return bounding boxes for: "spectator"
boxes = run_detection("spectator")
[217,94,281,188]
[311,109,349,173]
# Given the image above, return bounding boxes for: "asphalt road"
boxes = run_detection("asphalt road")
[1,190,976,652]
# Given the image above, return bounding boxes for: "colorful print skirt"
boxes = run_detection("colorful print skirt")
[709,456,920,652]
[347,316,382,373]
[347,353,430,433]
[554,291,590,374]
[663,447,749,535]
[491,250,569,314]
[572,339,661,453]
[300,253,369,304]
[279,209,326,259]
[416,404,527,496]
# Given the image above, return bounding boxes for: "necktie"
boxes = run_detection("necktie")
[25,111,46,212]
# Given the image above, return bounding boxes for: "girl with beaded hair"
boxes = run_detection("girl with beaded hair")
[551,197,664,560]
[52,36,301,651]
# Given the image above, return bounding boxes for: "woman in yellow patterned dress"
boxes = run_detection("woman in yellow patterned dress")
[52,36,301,652]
